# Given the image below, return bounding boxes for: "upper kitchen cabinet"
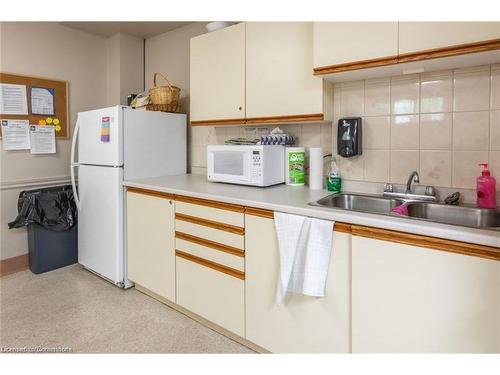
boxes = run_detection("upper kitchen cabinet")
[190,22,332,126]
[398,22,500,58]
[313,22,399,74]
[245,22,332,123]
[190,23,246,125]
[314,22,500,82]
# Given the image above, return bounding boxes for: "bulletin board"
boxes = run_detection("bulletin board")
[0,72,69,139]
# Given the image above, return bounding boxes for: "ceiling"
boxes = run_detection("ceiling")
[60,22,195,39]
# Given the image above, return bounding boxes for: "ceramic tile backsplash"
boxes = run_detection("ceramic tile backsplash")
[390,150,420,184]
[491,64,500,110]
[363,116,390,149]
[391,75,420,114]
[330,64,499,191]
[452,111,489,151]
[491,111,500,150]
[420,113,452,150]
[420,150,452,187]
[420,71,453,113]
[453,66,490,112]
[364,78,391,116]
[390,115,419,150]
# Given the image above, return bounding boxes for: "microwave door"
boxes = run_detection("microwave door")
[210,150,249,182]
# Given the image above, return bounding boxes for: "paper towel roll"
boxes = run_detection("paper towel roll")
[309,147,323,190]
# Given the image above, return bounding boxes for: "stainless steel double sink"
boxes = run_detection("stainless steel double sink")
[309,193,500,229]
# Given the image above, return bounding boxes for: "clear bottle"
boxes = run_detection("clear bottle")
[326,156,342,193]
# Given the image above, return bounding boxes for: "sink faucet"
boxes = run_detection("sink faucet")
[406,171,420,194]
[383,171,436,201]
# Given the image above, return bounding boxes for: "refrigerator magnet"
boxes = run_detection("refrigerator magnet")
[101,116,110,142]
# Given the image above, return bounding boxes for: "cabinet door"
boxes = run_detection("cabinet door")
[126,191,175,301]
[190,23,245,122]
[313,22,398,68]
[246,22,325,119]
[399,22,500,55]
[352,236,500,353]
[245,214,351,353]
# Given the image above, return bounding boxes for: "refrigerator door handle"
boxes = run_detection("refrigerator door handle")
[71,117,82,210]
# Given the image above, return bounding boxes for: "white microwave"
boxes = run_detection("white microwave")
[207,145,285,187]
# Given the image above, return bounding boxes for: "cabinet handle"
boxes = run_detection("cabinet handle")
[169,200,173,205]
[238,106,242,111]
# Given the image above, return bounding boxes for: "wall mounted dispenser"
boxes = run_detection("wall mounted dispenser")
[337,117,362,158]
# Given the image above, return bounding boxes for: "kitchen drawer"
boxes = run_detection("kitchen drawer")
[175,216,245,250]
[176,235,245,272]
[176,255,245,337]
[175,199,244,227]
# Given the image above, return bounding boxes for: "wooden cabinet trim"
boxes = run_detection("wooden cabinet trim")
[245,113,324,124]
[191,118,246,126]
[313,55,399,75]
[175,213,245,235]
[176,231,245,257]
[127,187,175,200]
[245,207,274,219]
[191,113,325,126]
[176,250,245,280]
[313,38,500,76]
[244,207,352,233]
[398,38,500,64]
[176,194,245,213]
[334,222,352,234]
[351,225,500,261]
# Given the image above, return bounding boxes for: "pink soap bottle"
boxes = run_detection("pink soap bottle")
[476,163,497,209]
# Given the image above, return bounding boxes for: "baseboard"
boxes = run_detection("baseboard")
[134,284,268,354]
[0,254,29,276]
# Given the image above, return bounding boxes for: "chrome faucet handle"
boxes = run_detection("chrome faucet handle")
[425,186,436,197]
[384,183,393,193]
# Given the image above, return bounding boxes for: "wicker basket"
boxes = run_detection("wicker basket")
[146,103,181,113]
[148,73,181,112]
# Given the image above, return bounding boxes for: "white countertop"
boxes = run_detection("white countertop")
[124,174,500,248]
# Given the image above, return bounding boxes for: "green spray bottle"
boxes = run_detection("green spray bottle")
[326,156,342,193]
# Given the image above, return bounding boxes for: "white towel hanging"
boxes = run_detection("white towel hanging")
[274,212,334,304]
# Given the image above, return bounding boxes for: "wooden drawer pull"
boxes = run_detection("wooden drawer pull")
[176,231,245,257]
[176,250,245,280]
[175,213,245,235]
[176,194,245,213]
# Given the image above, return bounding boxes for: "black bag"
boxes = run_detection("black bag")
[8,185,77,232]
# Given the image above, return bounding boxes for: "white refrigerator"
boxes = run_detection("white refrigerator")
[70,106,186,288]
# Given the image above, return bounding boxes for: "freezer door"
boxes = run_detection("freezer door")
[78,106,123,166]
[78,164,124,284]
[123,108,187,180]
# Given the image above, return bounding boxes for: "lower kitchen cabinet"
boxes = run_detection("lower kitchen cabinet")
[352,236,500,353]
[245,213,351,353]
[126,190,176,302]
[176,256,245,337]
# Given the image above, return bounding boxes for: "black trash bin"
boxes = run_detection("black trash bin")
[8,185,78,274]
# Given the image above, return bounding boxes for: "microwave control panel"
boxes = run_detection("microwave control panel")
[250,150,263,181]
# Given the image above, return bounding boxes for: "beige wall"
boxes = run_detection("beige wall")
[145,22,206,172]
[107,33,144,106]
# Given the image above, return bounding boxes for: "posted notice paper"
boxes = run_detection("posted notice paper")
[30,87,55,115]
[30,125,56,154]
[1,119,31,150]
[0,83,28,115]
